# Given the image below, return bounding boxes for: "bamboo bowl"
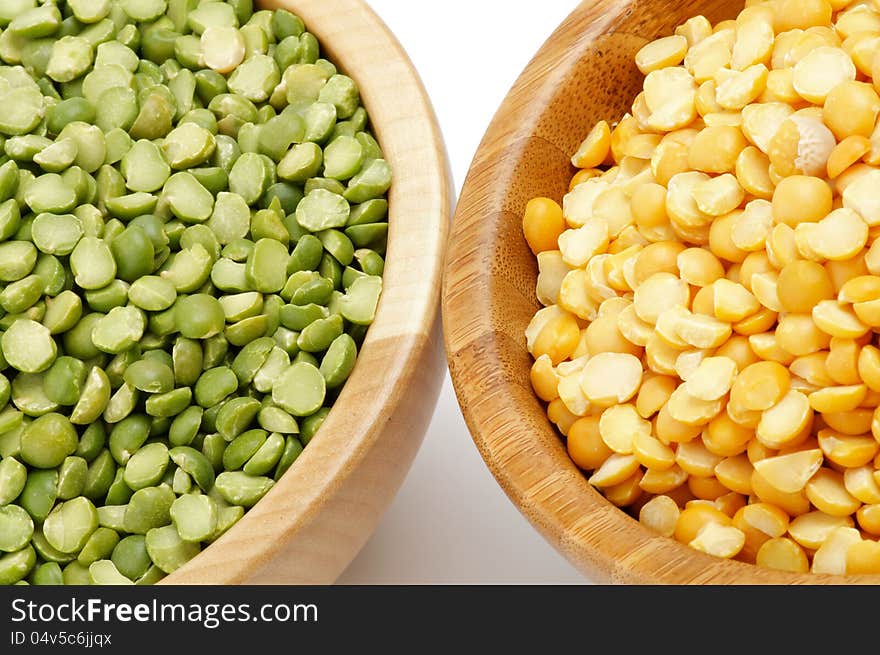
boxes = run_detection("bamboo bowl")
[163,0,450,584]
[443,0,880,584]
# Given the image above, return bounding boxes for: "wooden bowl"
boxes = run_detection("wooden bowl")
[443,0,880,584]
[164,0,450,584]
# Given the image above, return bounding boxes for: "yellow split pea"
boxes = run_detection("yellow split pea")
[523,0,880,575]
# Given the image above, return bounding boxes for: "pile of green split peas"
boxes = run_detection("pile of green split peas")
[0,0,391,585]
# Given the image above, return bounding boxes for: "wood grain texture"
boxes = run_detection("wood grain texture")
[164,0,451,584]
[443,0,880,584]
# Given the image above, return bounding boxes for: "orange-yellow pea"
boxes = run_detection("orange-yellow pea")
[523,197,566,255]
[567,416,613,471]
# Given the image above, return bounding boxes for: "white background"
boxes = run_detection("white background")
[337,0,589,584]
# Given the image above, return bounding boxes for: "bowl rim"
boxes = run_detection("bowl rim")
[443,0,880,584]
[162,0,451,584]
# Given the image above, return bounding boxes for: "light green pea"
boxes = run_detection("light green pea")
[298,314,344,353]
[171,337,202,387]
[0,545,36,584]
[145,387,192,418]
[344,158,393,203]
[228,151,269,205]
[194,366,238,408]
[91,306,145,354]
[82,448,113,505]
[0,373,9,408]
[57,121,106,173]
[96,507,126,538]
[123,359,175,394]
[210,257,249,293]
[284,63,329,109]
[32,212,83,256]
[123,443,169,491]
[104,127,133,166]
[129,89,175,140]
[103,380,139,424]
[250,207,289,244]
[347,198,388,227]
[242,432,284,476]
[340,275,383,325]
[215,396,261,441]
[123,485,174,535]
[246,238,289,293]
[66,0,109,23]
[70,236,116,290]
[220,291,263,322]
[145,523,200,573]
[111,534,150,581]
[56,455,88,500]
[88,559,133,584]
[108,414,151,466]
[43,497,98,554]
[11,373,59,418]
[0,504,32,552]
[46,35,93,83]
[228,54,279,103]
[302,102,337,143]
[274,436,303,480]
[83,280,129,314]
[6,134,51,162]
[252,346,289,393]
[272,361,325,417]
[214,471,273,507]
[18,414,76,471]
[168,68,196,120]
[169,445,214,491]
[0,274,43,314]
[175,293,225,340]
[224,314,268,347]
[74,423,106,464]
[161,243,213,293]
[0,86,43,136]
[162,122,216,170]
[0,241,36,282]
[0,196,20,240]
[320,333,358,389]
[258,406,299,435]
[180,224,221,261]
[323,135,363,180]
[277,141,324,182]
[231,336,274,387]
[31,561,63,585]
[61,560,91,585]
[9,3,61,37]
[18,469,56,522]
[77,527,119,567]
[2,319,56,373]
[206,191,250,244]
[296,187,350,232]
[345,223,388,250]
[121,139,171,193]
[290,273,334,307]
[168,407,201,449]
[33,137,78,173]
[69,366,111,425]
[43,356,87,406]
[207,503,244,542]
[170,493,217,543]
[24,173,77,213]
[164,172,215,223]
[0,456,26,505]
[129,276,177,312]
